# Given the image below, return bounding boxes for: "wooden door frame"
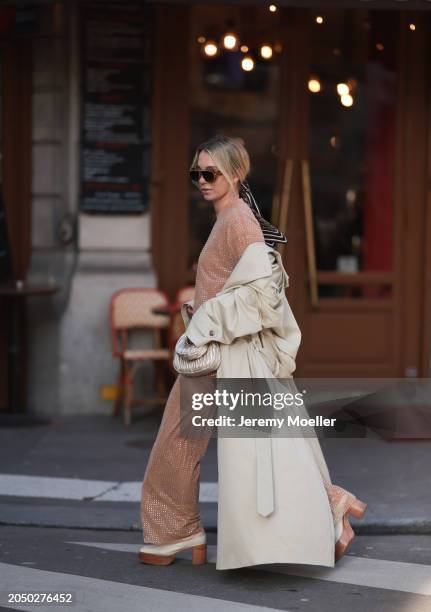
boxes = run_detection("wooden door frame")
[276,7,310,315]
[396,11,429,378]
[2,38,32,280]
[0,37,32,411]
[420,12,431,378]
[151,3,190,300]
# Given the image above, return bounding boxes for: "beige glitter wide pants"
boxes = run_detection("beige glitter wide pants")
[141,374,351,545]
[141,374,214,544]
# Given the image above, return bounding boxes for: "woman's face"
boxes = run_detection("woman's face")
[195,150,237,202]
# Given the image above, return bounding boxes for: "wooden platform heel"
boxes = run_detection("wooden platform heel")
[335,514,355,562]
[335,497,367,562]
[348,498,367,519]
[191,543,207,565]
[139,532,207,566]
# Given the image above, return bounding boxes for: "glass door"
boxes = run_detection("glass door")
[306,10,397,301]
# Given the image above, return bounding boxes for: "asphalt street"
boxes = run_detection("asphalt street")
[0,414,430,611]
[1,527,431,611]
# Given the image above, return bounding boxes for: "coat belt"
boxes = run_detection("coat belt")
[250,339,275,517]
[255,436,274,517]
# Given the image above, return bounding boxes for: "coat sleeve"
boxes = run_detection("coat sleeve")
[180,299,194,327]
[185,273,284,347]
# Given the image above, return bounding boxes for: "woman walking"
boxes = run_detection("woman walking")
[139,135,366,569]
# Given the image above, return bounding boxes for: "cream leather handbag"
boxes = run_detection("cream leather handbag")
[173,332,221,377]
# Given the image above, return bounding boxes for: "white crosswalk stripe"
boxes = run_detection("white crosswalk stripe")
[0,474,218,503]
[2,540,431,612]
[68,541,431,597]
[3,475,431,603]
[0,562,282,612]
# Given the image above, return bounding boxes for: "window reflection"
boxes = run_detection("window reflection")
[308,10,397,298]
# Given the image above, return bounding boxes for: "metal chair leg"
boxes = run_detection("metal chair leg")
[113,359,125,417]
[154,360,167,399]
[124,361,133,427]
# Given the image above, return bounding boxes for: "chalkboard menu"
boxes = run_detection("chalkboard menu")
[80,3,152,213]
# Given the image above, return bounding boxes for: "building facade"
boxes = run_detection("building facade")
[0,0,430,417]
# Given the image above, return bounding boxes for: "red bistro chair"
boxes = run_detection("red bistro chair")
[110,288,172,427]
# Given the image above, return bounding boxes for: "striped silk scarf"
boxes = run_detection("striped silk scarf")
[239,180,288,247]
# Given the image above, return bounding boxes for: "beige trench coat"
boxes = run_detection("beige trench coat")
[184,242,335,570]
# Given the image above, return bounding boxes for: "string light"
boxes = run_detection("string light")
[337,83,349,96]
[376,43,384,51]
[409,23,416,31]
[269,4,277,12]
[316,16,324,24]
[308,78,321,93]
[241,56,255,71]
[240,45,249,53]
[197,36,206,44]
[223,33,238,50]
[203,41,218,57]
[260,45,273,59]
[341,94,354,107]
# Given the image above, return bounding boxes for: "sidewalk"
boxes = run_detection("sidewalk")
[0,411,430,534]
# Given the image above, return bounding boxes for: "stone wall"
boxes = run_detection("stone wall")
[27,3,155,417]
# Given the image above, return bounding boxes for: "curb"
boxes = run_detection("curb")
[1,505,430,535]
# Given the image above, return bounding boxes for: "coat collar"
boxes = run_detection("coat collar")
[219,241,289,292]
